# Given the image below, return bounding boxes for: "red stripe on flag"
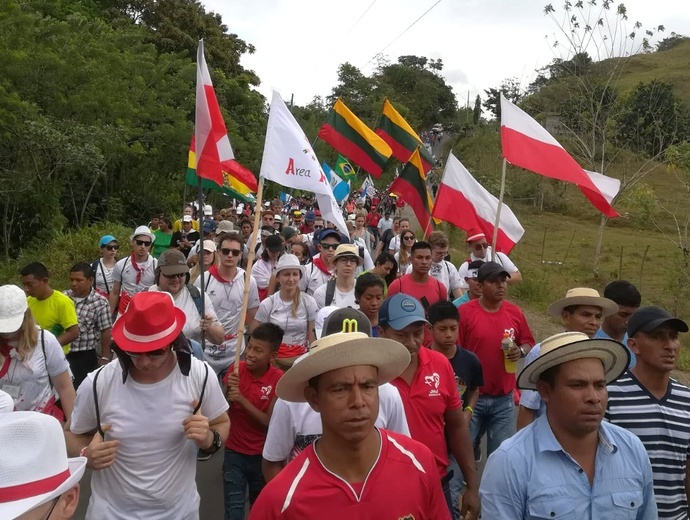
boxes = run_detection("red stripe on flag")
[375,129,434,173]
[433,182,516,253]
[389,177,433,234]
[318,124,383,177]
[501,127,618,217]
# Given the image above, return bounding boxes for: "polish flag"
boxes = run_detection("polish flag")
[500,94,618,218]
[585,170,621,205]
[195,40,235,186]
[432,153,524,253]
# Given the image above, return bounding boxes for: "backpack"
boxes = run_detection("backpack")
[187,284,203,316]
[324,279,337,307]
[90,360,209,439]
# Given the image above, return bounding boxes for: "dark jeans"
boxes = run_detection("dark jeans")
[442,472,454,518]
[223,448,265,520]
[66,349,98,390]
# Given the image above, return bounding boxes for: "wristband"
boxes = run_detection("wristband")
[464,406,474,415]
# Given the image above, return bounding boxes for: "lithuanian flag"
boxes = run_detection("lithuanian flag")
[318,99,392,178]
[389,147,435,234]
[186,137,257,202]
[376,99,435,173]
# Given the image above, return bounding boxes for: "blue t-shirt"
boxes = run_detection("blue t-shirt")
[595,328,635,368]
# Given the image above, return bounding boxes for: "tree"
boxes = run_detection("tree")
[656,33,689,52]
[482,77,522,119]
[473,95,482,124]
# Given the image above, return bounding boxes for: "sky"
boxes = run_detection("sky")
[203,0,690,107]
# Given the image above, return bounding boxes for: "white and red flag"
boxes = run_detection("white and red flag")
[194,39,236,186]
[433,153,524,253]
[500,94,618,218]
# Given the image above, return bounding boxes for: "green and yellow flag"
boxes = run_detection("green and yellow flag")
[334,155,357,181]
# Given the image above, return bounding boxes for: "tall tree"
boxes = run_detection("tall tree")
[483,77,522,119]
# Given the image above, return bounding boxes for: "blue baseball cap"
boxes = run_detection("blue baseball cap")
[379,294,429,330]
[202,219,217,233]
[316,228,342,243]
[99,235,118,248]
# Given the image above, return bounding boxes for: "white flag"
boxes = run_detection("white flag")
[260,91,347,235]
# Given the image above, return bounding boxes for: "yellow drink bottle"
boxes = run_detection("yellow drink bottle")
[502,332,517,374]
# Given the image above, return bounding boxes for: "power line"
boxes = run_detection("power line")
[346,0,380,37]
[362,0,444,68]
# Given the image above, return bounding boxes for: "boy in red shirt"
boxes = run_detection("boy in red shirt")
[223,323,284,520]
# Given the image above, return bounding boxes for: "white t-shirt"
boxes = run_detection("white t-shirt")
[0,389,13,413]
[252,258,278,290]
[312,282,357,309]
[94,259,115,295]
[71,357,228,520]
[196,269,260,373]
[0,329,69,412]
[262,383,410,463]
[147,286,220,343]
[113,255,157,295]
[405,260,462,294]
[457,248,518,289]
[378,217,393,234]
[388,234,401,253]
[305,254,333,295]
[255,293,318,346]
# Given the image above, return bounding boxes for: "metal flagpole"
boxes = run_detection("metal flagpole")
[196,177,206,351]
[491,158,507,262]
[233,176,265,374]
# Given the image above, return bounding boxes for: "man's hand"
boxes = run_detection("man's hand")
[183,400,211,449]
[85,423,119,470]
[200,314,214,333]
[226,373,244,404]
[460,486,480,520]
[505,342,521,362]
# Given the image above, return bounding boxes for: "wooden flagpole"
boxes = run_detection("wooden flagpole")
[233,176,265,374]
[196,178,206,351]
[491,158,507,262]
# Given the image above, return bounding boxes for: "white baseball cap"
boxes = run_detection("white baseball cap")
[203,205,213,216]
[0,285,28,334]
[0,412,86,518]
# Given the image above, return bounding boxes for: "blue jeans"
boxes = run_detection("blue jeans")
[447,454,463,520]
[223,449,265,520]
[469,393,515,459]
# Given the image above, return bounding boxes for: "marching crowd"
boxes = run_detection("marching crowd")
[1,195,689,520]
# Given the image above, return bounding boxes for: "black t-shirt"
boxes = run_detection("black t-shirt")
[171,230,200,257]
[447,346,484,407]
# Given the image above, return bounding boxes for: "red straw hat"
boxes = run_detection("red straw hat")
[112,292,186,352]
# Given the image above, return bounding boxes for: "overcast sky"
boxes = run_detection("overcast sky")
[202,0,690,107]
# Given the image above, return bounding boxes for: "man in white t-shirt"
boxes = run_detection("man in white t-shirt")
[456,229,521,288]
[387,217,409,254]
[261,308,410,482]
[110,225,158,317]
[197,233,260,376]
[66,292,229,520]
[313,244,360,309]
[305,228,341,295]
[405,231,463,299]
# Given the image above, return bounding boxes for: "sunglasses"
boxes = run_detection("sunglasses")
[473,242,489,251]
[314,225,324,230]
[124,347,170,359]
[104,244,119,251]
[135,240,152,247]
[162,272,186,279]
[403,236,416,241]
[320,243,339,251]
[220,248,241,257]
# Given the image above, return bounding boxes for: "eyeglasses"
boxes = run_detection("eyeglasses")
[473,242,489,251]
[135,240,152,247]
[162,272,186,279]
[320,243,339,250]
[337,256,358,264]
[124,347,170,359]
[220,248,241,257]
[105,245,119,251]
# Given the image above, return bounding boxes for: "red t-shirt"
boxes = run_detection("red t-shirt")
[458,299,535,396]
[222,362,283,455]
[387,275,447,347]
[390,347,461,477]
[248,429,450,520]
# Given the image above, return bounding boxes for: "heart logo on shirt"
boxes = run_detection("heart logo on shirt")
[261,386,272,398]
[424,373,440,389]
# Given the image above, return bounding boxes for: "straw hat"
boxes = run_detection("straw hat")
[273,254,304,278]
[332,244,363,266]
[517,331,629,390]
[547,288,618,318]
[0,412,86,518]
[276,332,410,402]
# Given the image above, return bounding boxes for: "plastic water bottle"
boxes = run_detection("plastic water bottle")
[502,332,517,374]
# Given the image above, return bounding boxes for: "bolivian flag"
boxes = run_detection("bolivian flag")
[186,137,257,202]
[376,99,435,173]
[389,147,435,234]
[318,99,392,178]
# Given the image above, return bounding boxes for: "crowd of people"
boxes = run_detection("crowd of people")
[1,194,688,520]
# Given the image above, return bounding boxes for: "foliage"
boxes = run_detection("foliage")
[482,77,523,119]
[656,33,689,53]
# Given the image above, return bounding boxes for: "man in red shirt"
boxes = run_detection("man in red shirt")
[458,261,535,459]
[249,329,449,520]
[380,294,479,520]
[223,323,284,520]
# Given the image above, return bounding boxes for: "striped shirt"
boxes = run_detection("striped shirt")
[607,371,690,520]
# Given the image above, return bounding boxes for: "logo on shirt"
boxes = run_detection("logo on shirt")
[424,373,441,397]
[504,328,515,341]
[398,516,415,520]
[455,375,467,399]
[260,386,272,400]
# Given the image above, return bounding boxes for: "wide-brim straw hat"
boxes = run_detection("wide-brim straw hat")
[547,288,618,318]
[517,331,629,390]
[332,244,363,266]
[276,332,410,402]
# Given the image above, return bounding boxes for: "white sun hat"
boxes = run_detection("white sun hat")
[517,331,629,390]
[273,254,304,278]
[130,225,155,243]
[0,412,86,518]
[0,285,28,334]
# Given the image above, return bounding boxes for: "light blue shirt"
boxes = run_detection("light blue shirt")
[595,327,635,367]
[480,414,657,519]
[518,343,546,417]
[452,292,470,307]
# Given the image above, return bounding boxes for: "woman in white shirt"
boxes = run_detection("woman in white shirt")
[252,234,284,301]
[251,254,317,371]
[94,234,119,298]
[394,230,416,278]
[0,285,75,421]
